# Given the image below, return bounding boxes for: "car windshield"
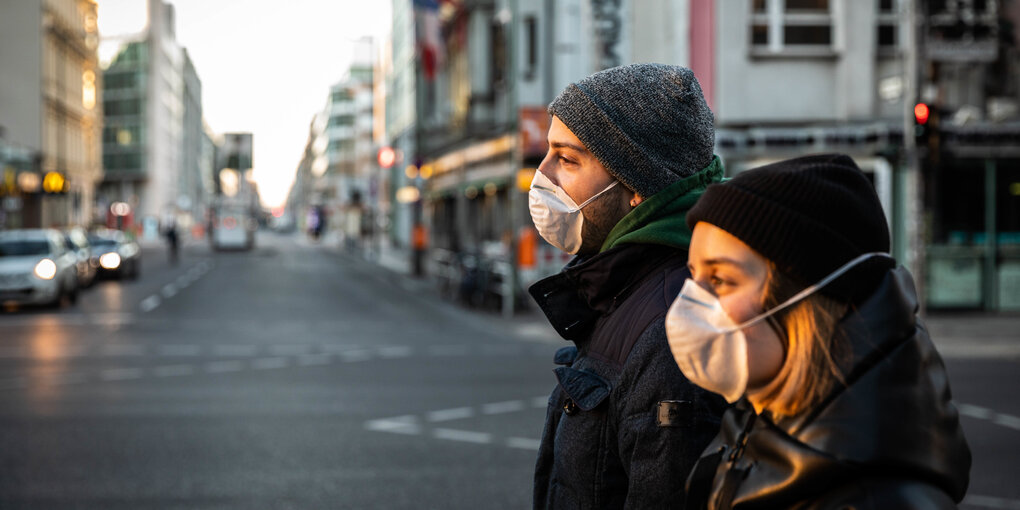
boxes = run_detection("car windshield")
[88,237,118,247]
[0,240,51,257]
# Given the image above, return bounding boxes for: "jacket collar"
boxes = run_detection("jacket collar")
[721,267,971,505]
[529,244,681,343]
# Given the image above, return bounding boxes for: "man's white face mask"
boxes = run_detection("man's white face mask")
[528,170,619,254]
[665,252,892,403]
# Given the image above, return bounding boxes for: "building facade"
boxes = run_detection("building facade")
[0,0,102,229]
[99,0,209,239]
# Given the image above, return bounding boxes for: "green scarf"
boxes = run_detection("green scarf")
[601,156,724,252]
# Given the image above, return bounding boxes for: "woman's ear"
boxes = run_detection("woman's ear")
[629,193,644,208]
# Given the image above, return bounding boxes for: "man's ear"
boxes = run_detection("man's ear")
[629,193,644,208]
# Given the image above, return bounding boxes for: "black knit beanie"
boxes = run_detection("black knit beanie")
[686,154,893,299]
[548,63,715,198]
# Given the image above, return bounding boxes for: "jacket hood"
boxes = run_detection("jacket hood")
[702,266,971,507]
[600,156,723,252]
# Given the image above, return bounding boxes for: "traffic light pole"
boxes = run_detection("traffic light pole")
[905,0,926,315]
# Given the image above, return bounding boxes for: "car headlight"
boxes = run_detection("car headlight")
[100,252,122,269]
[34,259,57,280]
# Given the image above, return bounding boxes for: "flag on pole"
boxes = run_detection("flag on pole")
[413,0,443,81]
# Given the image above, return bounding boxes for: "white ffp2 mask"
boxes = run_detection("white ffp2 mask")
[528,170,619,254]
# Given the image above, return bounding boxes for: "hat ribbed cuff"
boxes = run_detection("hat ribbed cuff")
[687,183,863,286]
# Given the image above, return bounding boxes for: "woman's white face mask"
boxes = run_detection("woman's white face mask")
[665,252,892,403]
[528,170,619,254]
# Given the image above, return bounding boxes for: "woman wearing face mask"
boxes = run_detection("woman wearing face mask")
[666,154,971,509]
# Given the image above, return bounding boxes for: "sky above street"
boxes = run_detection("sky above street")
[97,0,392,208]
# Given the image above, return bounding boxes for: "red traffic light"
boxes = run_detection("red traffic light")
[377,147,396,169]
[914,103,930,125]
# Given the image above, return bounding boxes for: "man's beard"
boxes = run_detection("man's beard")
[577,184,632,256]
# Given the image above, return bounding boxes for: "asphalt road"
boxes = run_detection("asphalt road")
[0,231,1017,509]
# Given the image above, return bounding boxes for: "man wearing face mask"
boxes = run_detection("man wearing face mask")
[528,63,729,509]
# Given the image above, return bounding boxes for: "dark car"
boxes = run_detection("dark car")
[88,229,141,280]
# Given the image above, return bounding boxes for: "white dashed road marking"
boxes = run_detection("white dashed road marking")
[434,428,491,444]
[482,400,526,415]
[964,495,1020,509]
[427,407,475,422]
[958,403,1020,431]
[365,396,549,450]
[140,295,161,312]
[161,284,178,298]
[506,437,543,451]
[365,415,421,435]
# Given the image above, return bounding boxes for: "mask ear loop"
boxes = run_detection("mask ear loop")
[725,252,894,334]
[572,180,620,211]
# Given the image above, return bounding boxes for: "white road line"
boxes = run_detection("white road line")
[206,360,244,373]
[252,357,288,370]
[378,346,413,358]
[532,396,550,408]
[506,437,542,451]
[993,414,1020,431]
[963,494,1020,509]
[153,365,195,377]
[297,353,332,366]
[482,400,526,415]
[428,345,469,356]
[433,428,492,444]
[161,283,178,298]
[365,415,421,435]
[100,368,143,381]
[959,403,1020,431]
[340,350,372,362]
[100,345,146,357]
[140,295,161,312]
[268,344,312,356]
[213,344,259,357]
[427,407,475,422]
[159,344,202,357]
[176,275,191,288]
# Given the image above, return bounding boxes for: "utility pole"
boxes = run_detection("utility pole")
[904,0,927,315]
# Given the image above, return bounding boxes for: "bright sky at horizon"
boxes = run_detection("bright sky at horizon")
[97,0,392,209]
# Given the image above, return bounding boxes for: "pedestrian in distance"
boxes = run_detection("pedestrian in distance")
[528,63,729,509]
[163,217,179,266]
[667,154,971,509]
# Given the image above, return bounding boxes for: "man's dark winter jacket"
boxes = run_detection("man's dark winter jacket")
[684,267,972,510]
[530,162,729,509]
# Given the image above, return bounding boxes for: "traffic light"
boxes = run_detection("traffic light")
[914,102,930,145]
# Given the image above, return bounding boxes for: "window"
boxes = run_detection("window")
[750,0,834,56]
[524,16,537,81]
[877,0,900,55]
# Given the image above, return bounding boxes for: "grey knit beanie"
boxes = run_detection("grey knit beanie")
[548,63,715,198]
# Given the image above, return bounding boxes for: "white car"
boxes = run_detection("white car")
[0,229,80,307]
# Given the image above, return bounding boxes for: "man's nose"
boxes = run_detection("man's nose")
[537,152,559,186]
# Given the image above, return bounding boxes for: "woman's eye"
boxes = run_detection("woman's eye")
[558,155,575,166]
[710,276,727,288]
